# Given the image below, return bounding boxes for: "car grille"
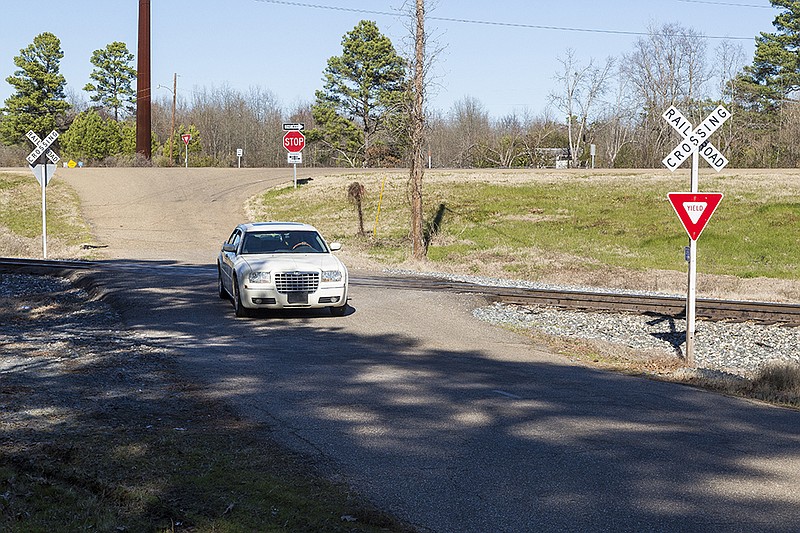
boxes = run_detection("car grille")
[274,271,319,293]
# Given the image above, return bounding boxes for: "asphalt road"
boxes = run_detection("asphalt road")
[60,168,800,532]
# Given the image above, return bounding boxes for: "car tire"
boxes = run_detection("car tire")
[330,304,348,317]
[218,265,228,299]
[232,275,250,317]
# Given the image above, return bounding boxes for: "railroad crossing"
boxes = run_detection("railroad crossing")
[25,129,61,258]
[662,105,730,366]
[662,105,730,172]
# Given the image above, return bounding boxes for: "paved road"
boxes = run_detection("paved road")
[61,168,800,532]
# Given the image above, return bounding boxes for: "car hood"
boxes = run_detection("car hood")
[240,254,344,273]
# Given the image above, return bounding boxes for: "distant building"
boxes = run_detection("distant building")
[535,148,571,168]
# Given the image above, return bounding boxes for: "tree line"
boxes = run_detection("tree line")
[3,1,800,169]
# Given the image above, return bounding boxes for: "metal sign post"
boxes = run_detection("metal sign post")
[25,130,60,259]
[283,125,305,188]
[237,148,243,168]
[661,106,729,365]
[181,133,191,168]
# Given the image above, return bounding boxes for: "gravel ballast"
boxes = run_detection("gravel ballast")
[388,269,800,376]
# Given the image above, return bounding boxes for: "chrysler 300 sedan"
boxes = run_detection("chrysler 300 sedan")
[217,222,349,317]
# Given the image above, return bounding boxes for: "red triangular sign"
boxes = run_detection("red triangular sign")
[667,192,723,240]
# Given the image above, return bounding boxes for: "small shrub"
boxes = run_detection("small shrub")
[752,361,800,392]
[0,144,26,166]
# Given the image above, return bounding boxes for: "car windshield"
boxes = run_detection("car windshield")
[240,230,328,254]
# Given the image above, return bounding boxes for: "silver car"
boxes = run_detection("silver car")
[217,222,349,317]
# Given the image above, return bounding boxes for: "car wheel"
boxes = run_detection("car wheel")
[330,304,348,317]
[218,265,228,299]
[232,275,249,317]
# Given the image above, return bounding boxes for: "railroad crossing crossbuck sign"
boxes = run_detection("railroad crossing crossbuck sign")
[25,129,61,259]
[26,130,60,187]
[662,105,730,172]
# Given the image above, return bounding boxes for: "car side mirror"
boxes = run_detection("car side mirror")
[222,243,237,253]
[330,242,342,251]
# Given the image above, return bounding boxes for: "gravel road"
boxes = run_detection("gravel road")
[9,167,800,532]
[58,166,361,263]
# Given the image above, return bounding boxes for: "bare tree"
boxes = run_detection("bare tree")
[409,0,426,258]
[595,65,637,167]
[713,39,747,158]
[484,113,526,167]
[447,96,491,167]
[549,49,614,167]
[622,23,711,166]
[187,85,282,167]
[520,109,560,167]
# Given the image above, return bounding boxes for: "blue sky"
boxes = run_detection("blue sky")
[0,0,780,119]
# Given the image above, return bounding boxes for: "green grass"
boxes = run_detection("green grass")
[251,173,800,280]
[0,172,92,246]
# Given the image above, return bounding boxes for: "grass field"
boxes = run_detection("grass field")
[248,169,800,300]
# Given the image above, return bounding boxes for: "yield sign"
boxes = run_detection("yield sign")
[181,133,192,145]
[667,192,723,240]
[30,164,57,187]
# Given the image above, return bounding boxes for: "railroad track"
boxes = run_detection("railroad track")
[2,257,799,327]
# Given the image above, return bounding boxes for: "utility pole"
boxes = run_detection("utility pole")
[136,0,152,159]
[171,73,176,161]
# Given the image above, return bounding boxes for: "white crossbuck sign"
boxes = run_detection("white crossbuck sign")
[26,130,60,166]
[662,105,730,172]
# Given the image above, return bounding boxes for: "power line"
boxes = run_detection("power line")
[254,0,758,40]
[675,0,772,8]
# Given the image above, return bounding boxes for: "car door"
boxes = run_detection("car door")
[220,229,242,291]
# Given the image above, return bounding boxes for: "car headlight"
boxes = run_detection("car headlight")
[248,271,271,283]
[321,270,342,283]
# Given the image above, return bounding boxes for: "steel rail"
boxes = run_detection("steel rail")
[2,258,799,326]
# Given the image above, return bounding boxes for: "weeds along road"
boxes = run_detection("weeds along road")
[61,168,800,533]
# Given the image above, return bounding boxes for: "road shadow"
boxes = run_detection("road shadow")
[5,259,800,532]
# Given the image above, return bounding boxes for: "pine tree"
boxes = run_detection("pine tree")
[310,20,406,168]
[84,41,137,121]
[60,108,135,162]
[1,32,70,145]
[735,0,800,110]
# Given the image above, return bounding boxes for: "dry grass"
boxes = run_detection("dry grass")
[0,171,94,259]
[748,361,800,405]
[513,326,800,410]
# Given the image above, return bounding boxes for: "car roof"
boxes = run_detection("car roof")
[239,222,318,233]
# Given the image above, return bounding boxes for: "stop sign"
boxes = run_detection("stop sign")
[283,130,305,153]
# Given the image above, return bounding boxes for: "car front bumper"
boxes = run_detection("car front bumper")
[240,283,348,309]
